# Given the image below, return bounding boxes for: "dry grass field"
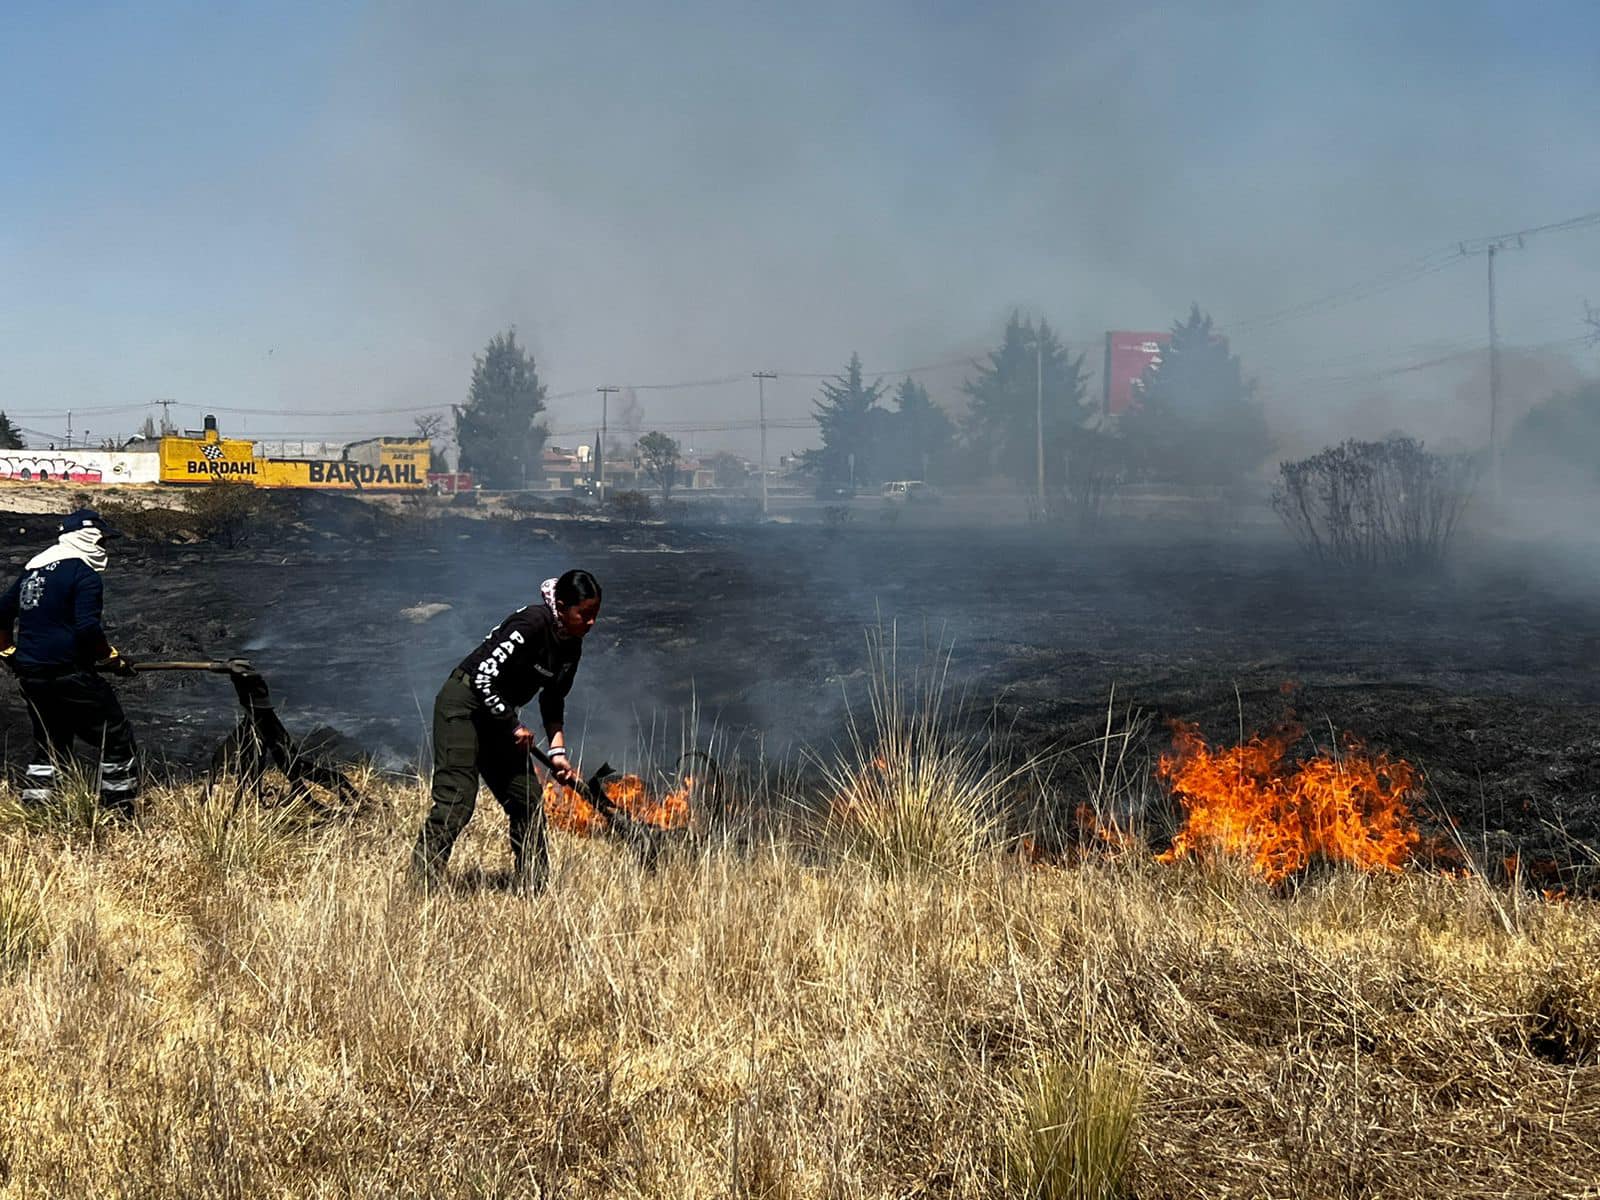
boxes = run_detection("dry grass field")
[0,720,1597,1200]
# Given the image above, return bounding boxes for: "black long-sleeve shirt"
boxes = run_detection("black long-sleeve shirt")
[0,558,113,668]
[456,603,582,727]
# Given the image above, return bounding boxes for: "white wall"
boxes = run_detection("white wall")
[0,450,162,485]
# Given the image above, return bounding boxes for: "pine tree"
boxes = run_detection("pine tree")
[888,378,954,480]
[962,314,1087,492]
[0,412,23,450]
[807,353,888,484]
[454,330,548,489]
[1122,305,1269,486]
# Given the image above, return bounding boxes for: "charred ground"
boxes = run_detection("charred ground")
[2,495,1597,885]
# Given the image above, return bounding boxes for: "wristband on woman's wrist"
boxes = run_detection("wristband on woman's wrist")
[548,746,568,759]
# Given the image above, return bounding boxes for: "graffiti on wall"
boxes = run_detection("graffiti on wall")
[0,452,163,484]
[0,455,103,483]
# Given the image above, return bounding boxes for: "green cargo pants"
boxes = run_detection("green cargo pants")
[412,672,549,890]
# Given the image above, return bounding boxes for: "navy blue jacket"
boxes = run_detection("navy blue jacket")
[0,558,113,669]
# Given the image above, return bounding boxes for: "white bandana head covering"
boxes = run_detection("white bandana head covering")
[540,577,560,619]
[26,527,108,573]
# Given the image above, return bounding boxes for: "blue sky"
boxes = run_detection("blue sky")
[2,0,1597,454]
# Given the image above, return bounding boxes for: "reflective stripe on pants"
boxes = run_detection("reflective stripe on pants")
[21,761,54,804]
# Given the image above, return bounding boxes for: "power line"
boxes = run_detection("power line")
[1259,334,1591,393]
[771,352,982,381]
[1222,206,1600,335]
[1224,255,1468,335]
[1458,207,1600,255]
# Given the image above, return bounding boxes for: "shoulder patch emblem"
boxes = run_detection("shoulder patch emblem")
[19,574,45,611]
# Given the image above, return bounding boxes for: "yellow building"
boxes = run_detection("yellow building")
[255,438,431,490]
[159,420,431,491]
[158,421,260,483]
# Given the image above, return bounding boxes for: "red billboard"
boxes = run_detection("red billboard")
[1102,331,1169,414]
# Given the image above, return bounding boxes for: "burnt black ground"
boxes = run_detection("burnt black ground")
[3,498,1598,886]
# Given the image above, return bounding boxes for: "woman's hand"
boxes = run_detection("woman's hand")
[548,750,580,787]
[529,730,579,787]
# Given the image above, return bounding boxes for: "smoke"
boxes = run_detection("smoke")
[1,1,1597,459]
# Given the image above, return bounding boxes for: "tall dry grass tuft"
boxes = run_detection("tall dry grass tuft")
[1003,1049,1142,1200]
[0,850,46,973]
[822,624,1009,874]
[0,760,113,838]
[170,779,316,878]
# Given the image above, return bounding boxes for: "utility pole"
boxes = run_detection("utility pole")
[156,399,176,436]
[1461,235,1522,501]
[1487,244,1502,500]
[753,371,776,518]
[596,386,619,500]
[66,410,73,449]
[1035,340,1045,509]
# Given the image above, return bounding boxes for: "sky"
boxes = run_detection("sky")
[1,0,1597,459]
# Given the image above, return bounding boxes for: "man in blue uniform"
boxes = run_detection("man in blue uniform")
[0,509,139,815]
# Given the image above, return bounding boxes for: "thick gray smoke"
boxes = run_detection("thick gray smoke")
[2,1,1596,458]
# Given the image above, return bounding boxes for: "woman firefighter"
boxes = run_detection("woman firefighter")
[411,569,601,891]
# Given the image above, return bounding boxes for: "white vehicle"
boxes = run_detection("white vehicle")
[880,480,939,503]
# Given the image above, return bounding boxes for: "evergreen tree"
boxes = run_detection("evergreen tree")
[1122,304,1269,486]
[1506,381,1600,489]
[637,431,682,501]
[887,377,954,480]
[0,412,23,450]
[807,353,888,484]
[454,330,548,489]
[962,314,1087,492]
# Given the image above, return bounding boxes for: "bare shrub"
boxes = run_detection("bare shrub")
[181,482,270,548]
[1272,437,1476,568]
[1062,426,1130,534]
[96,499,197,543]
[606,489,653,523]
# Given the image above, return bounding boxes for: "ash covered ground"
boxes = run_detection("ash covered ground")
[3,497,1599,883]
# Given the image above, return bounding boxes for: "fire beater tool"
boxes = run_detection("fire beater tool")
[522,742,680,866]
[114,659,360,810]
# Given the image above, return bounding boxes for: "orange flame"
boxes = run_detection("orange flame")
[542,773,694,837]
[1154,722,1419,884]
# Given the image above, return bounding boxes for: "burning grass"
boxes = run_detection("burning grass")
[0,769,1595,1198]
[543,771,696,837]
[1156,721,1422,885]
